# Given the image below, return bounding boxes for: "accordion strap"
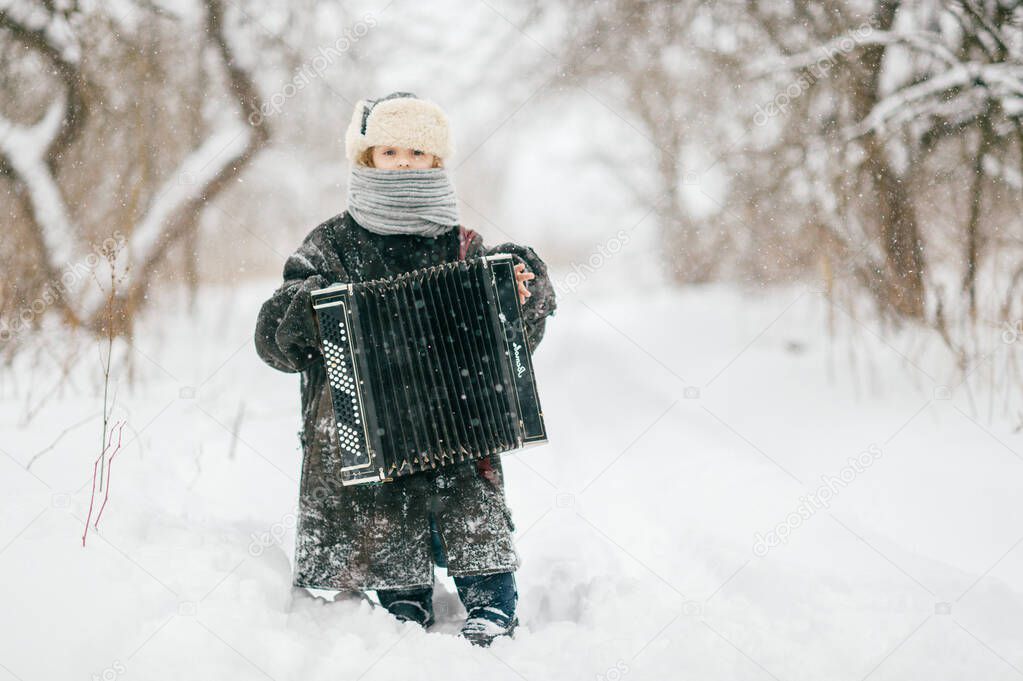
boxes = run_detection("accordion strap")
[458,225,478,261]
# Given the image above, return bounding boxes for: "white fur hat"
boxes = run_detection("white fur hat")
[344,92,454,163]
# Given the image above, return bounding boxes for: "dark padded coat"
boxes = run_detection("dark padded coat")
[254,211,556,590]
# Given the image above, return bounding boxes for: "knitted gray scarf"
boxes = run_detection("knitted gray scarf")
[347,166,459,238]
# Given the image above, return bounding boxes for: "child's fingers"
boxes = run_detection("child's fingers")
[513,263,534,280]
[513,263,533,304]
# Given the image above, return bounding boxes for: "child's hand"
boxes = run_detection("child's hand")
[477,456,499,486]
[514,262,534,305]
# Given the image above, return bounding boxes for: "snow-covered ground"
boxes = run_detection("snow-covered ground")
[2,274,1023,681]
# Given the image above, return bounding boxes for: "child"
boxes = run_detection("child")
[254,92,556,645]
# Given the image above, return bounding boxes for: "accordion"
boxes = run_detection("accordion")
[310,254,547,485]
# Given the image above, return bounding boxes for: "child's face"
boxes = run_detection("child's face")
[371,146,437,170]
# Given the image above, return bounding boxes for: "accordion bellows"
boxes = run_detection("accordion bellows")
[311,254,547,485]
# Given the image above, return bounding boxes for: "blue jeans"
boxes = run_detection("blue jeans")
[377,513,517,620]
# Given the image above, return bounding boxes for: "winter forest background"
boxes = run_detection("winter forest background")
[3,1,1023,680]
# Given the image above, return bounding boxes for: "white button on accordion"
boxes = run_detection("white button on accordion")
[311,254,548,485]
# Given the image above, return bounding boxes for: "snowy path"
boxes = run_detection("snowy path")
[2,278,1022,680]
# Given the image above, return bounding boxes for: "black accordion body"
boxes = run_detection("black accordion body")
[310,254,548,485]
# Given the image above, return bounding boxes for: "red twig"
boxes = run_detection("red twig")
[82,419,125,546]
[94,421,126,530]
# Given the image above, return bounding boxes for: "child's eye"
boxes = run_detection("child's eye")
[413,150,424,156]
[383,149,395,155]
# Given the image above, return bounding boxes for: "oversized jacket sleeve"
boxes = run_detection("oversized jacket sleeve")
[478,239,557,351]
[254,226,345,373]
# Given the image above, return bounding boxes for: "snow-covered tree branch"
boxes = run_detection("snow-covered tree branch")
[0,0,269,337]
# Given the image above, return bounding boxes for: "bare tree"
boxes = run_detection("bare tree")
[0,0,268,341]
[742,0,1022,330]
[541,0,1023,330]
[556,0,732,283]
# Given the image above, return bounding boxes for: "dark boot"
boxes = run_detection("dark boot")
[460,606,518,646]
[376,585,435,628]
[454,571,518,646]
